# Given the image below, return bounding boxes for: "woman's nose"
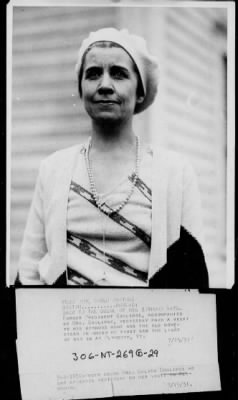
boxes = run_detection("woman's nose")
[98,72,114,94]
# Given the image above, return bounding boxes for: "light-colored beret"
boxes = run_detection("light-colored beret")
[75,27,159,114]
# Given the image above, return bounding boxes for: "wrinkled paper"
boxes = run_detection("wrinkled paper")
[16,289,221,399]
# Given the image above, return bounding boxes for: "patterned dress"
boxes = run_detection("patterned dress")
[66,148,152,286]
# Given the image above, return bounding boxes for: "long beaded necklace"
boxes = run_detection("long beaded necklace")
[84,135,140,216]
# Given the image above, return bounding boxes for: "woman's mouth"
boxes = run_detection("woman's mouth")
[94,99,119,104]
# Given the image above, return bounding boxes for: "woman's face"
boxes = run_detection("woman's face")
[81,46,140,124]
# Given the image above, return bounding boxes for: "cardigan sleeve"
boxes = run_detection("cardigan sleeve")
[17,161,47,285]
[179,160,209,287]
[150,156,209,289]
[181,160,205,245]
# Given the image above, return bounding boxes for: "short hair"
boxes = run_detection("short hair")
[77,41,144,99]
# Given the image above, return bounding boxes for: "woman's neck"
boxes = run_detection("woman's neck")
[90,118,135,154]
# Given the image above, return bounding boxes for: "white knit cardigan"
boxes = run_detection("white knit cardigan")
[18,144,205,285]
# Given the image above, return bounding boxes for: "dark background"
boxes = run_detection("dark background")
[0,1,237,400]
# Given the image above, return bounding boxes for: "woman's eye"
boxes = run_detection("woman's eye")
[85,68,101,79]
[111,68,128,79]
[114,72,124,79]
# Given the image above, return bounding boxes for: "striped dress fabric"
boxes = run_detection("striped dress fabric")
[66,148,152,286]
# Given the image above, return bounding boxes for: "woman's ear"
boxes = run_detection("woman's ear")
[136,95,144,104]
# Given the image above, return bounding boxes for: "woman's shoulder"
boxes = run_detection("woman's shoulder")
[36,144,85,182]
[40,144,84,169]
[147,143,191,170]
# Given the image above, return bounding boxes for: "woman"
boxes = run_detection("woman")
[17,27,209,287]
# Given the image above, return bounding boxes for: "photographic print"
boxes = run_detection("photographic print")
[7,1,235,288]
